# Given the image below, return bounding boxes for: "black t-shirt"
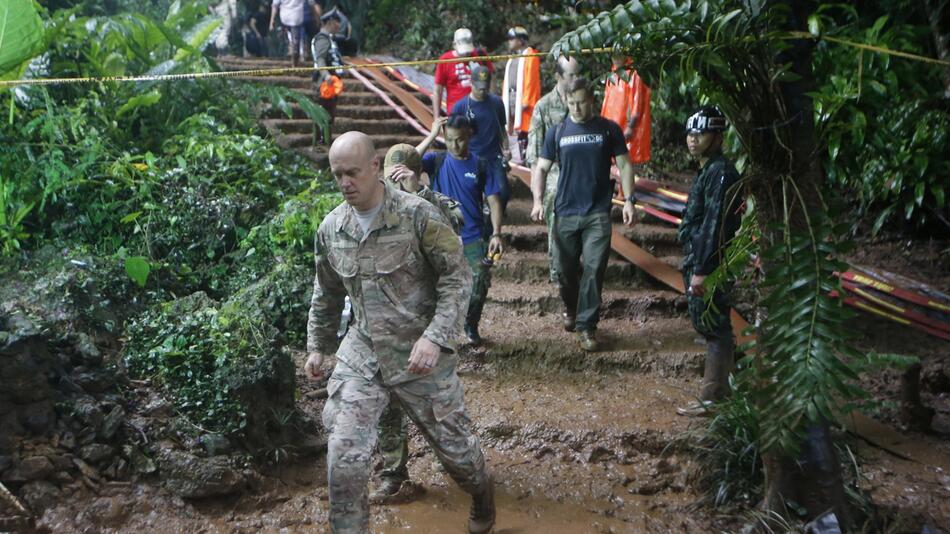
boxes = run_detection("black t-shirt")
[541,116,627,216]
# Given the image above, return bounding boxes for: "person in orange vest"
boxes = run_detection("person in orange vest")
[601,54,651,166]
[311,11,345,143]
[502,26,541,164]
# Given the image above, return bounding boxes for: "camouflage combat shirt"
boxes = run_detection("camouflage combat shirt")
[526,86,568,193]
[677,153,742,276]
[307,182,472,384]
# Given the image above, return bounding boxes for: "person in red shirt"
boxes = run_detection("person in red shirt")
[601,54,652,165]
[433,28,495,119]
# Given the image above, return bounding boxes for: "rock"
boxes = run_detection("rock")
[0,455,12,472]
[53,470,75,484]
[143,396,172,418]
[18,400,55,434]
[79,443,115,464]
[60,431,76,450]
[122,445,157,475]
[199,434,232,456]
[158,450,245,498]
[99,405,125,440]
[87,496,131,528]
[72,369,115,393]
[16,456,55,481]
[73,333,103,366]
[73,397,104,429]
[46,454,73,471]
[72,457,100,480]
[19,480,61,514]
[584,446,616,464]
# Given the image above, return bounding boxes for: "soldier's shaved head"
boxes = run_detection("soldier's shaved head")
[329,131,384,211]
[555,55,581,94]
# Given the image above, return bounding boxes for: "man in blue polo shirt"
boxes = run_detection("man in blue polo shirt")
[530,78,637,352]
[451,65,511,209]
[417,115,505,345]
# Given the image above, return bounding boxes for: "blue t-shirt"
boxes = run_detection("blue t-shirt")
[422,152,502,245]
[541,116,627,217]
[451,95,506,161]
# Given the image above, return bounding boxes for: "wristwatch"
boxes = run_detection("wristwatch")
[625,195,636,203]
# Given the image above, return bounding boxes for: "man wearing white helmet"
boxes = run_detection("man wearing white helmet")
[433,28,495,120]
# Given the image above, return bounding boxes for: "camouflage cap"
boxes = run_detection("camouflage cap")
[383,144,422,177]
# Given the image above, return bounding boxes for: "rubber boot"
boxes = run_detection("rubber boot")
[468,474,495,534]
[700,336,734,402]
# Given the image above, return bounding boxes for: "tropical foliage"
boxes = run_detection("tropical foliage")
[1,0,336,437]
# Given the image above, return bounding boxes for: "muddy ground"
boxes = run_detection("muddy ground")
[23,287,950,533]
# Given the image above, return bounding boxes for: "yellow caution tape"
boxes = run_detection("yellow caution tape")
[3,29,945,88]
[0,48,612,88]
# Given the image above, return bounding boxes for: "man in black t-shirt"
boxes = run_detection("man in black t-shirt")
[530,78,637,352]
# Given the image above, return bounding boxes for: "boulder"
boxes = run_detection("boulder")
[5,456,55,482]
[199,434,232,457]
[19,480,62,514]
[157,450,245,498]
[79,443,115,464]
[98,405,125,440]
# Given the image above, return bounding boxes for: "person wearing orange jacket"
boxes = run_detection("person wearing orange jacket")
[502,26,541,164]
[601,54,651,165]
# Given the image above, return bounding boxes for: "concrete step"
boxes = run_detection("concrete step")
[275,132,426,150]
[491,250,637,285]
[470,300,705,379]
[486,281,685,320]
[264,118,416,136]
[232,74,365,91]
[262,103,403,121]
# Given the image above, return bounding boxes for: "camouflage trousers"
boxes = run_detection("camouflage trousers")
[323,359,488,533]
[682,264,733,341]
[377,398,409,483]
[543,179,560,284]
[463,240,491,328]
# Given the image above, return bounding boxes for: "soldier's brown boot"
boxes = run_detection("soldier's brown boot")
[578,330,598,352]
[468,475,495,534]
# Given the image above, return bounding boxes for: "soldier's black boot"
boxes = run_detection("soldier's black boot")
[465,323,482,346]
[700,336,734,401]
[678,336,734,416]
[468,475,495,534]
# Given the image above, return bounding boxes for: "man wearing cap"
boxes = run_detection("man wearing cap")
[371,144,463,502]
[676,106,742,417]
[433,28,495,120]
[502,26,541,164]
[451,65,511,209]
[307,132,495,534]
[601,54,652,167]
[311,10,345,136]
[526,55,581,287]
[269,0,322,67]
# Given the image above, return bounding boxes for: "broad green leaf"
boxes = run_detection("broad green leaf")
[125,256,151,287]
[117,90,162,117]
[0,0,45,79]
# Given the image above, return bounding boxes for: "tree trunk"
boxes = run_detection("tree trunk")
[753,0,852,527]
[922,0,950,97]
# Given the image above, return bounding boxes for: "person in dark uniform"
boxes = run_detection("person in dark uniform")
[675,106,742,417]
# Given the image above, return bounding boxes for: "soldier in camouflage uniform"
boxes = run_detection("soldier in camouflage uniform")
[526,55,580,293]
[370,143,464,502]
[675,106,742,417]
[305,132,495,534]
